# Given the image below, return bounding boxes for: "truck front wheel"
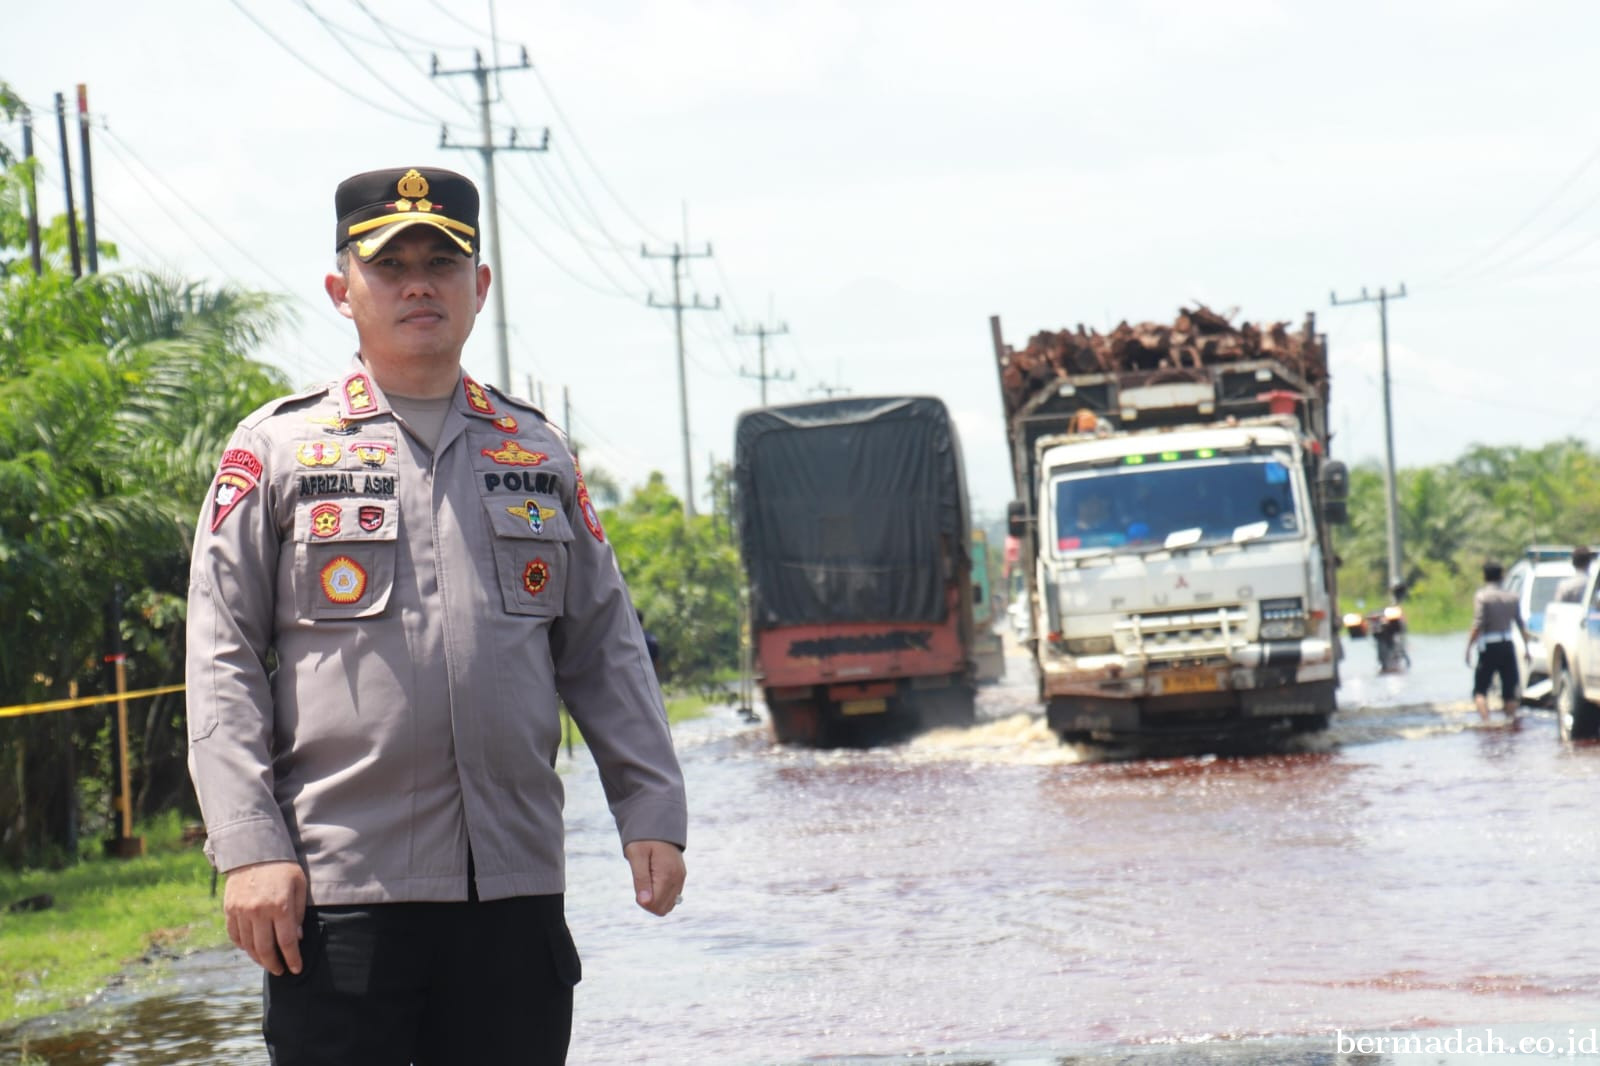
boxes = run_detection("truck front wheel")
[1554,663,1599,741]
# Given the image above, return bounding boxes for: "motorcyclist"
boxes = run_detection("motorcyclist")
[1370,581,1409,673]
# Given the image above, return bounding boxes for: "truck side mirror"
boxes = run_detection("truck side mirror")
[1007,500,1030,538]
[1319,460,1349,525]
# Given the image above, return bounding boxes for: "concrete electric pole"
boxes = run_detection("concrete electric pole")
[1331,282,1409,595]
[433,47,547,393]
[735,319,793,405]
[643,242,719,517]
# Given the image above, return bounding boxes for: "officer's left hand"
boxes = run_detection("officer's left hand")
[624,839,686,917]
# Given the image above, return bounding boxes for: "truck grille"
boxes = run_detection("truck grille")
[1113,606,1250,659]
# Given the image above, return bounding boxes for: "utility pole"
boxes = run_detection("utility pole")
[735,319,793,405]
[20,105,42,276]
[53,93,81,278]
[434,47,546,392]
[1331,283,1408,594]
[76,85,98,274]
[643,242,719,517]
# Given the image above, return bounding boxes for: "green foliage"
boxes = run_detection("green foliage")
[604,470,743,692]
[1334,439,1600,631]
[0,811,226,1027]
[0,173,290,866]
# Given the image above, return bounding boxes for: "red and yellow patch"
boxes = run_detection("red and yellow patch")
[575,461,604,543]
[343,373,378,416]
[358,505,384,532]
[319,556,368,604]
[522,558,551,597]
[480,440,549,467]
[310,502,341,538]
[462,375,496,415]
[351,441,394,467]
[491,415,519,433]
[209,449,263,531]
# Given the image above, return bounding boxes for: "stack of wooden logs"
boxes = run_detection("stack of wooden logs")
[998,305,1326,417]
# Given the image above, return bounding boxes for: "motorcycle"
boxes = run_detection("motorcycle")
[1342,602,1410,674]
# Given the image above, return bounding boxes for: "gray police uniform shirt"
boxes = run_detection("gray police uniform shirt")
[1471,585,1523,645]
[186,363,687,905]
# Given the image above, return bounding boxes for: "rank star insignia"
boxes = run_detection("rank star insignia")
[462,376,496,415]
[296,442,342,467]
[481,440,549,467]
[507,499,557,534]
[310,502,342,538]
[344,374,378,415]
[522,558,551,596]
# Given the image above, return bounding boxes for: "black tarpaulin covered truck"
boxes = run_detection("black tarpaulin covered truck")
[733,396,977,746]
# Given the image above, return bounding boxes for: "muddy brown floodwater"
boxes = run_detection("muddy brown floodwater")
[5,632,1599,1066]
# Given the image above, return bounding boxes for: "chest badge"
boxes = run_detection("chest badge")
[508,499,557,534]
[351,441,395,467]
[482,440,548,467]
[296,442,342,467]
[522,558,550,597]
[491,414,519,433]
[359,505,385,532]
[319,556,368,604]
[310,502,342,538]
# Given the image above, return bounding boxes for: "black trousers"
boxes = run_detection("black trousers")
[264,894,580,1066]
[1473,640,1519,702]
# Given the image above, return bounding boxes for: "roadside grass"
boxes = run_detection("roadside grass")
[0,705,711,1030]
[0,810,227,1028]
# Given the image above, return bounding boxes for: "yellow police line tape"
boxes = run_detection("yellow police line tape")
[0,683,187,720]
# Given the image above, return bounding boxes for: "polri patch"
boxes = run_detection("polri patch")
[209,449,263,531]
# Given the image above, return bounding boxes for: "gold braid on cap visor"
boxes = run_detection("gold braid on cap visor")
[346,212,476,257]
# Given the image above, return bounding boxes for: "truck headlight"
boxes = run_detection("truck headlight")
[1260,597,1307,640]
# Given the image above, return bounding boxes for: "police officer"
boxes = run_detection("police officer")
[186,166,687,1065]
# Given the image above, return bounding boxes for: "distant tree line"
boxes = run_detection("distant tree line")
[1335,443,1600,628]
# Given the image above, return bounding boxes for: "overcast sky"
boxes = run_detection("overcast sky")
[7,1,1598,518]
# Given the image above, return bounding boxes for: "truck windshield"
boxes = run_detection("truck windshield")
[1051,452,1301,556]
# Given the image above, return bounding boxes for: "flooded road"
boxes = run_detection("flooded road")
[6,631,1600,1065]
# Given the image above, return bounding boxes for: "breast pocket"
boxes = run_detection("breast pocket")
[292,498,399,620]
[482,495,574,617]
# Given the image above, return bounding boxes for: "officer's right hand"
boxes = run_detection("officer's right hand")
[223,860,307,976]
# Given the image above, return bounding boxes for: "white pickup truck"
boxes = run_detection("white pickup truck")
[1542,566,1600,740]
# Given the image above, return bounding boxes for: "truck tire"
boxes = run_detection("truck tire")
[1554,663,1600,741]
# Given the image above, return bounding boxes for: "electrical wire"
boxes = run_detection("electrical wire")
[227,0,444,129]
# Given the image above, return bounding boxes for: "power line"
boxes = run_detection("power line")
[644,241,719,517]
[227,0,443,128]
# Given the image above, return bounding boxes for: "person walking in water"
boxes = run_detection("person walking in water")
[1464,558,1531,722]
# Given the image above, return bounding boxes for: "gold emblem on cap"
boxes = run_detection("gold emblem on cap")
[396,169,430,200]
